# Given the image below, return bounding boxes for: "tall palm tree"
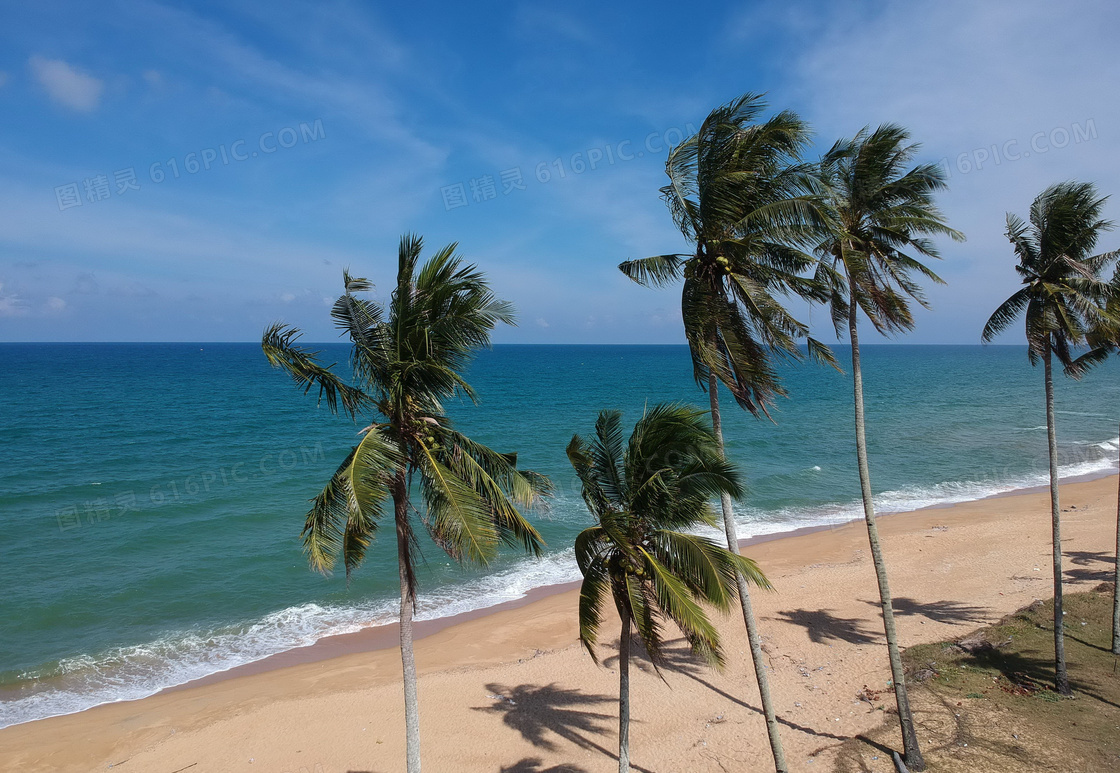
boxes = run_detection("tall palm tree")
[984,182,1118,689]
[261,235,551,773]
[619,93,834,773]
[567,404,768,773]
[814,124,963,770]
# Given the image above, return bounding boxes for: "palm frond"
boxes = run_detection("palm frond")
[302,448,358,575]
[982,287,1031,342]
[437,429,548,556]
[265,234,552,588]
[418,450,499,565]
[640,548,724,668]
[616,571,663,667]
[262,323,370,418]
[816,124,961,343]
[991,182,1119,367]
[568,406,754,675]
[341,426,403,576]
[618,255,687,288]
[575,527,611,662]
[589,409,627,505]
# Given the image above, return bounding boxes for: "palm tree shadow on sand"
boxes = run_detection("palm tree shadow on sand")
[600,638,849,746]
[770,609,881,645]
[1063,550,1115,583]
[499,759,590,773]
[869,597,990,625]
[475,682,655,773]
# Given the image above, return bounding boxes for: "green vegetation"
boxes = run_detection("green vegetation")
[984,182,1119,695]
[836,586,1120,772]
[619,90,838,773]
[567,404,767,773]
[815,124,965,771]
[256,94,1120,773]
[262,235,551,773]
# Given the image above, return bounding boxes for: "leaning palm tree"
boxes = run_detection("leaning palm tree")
[568,404,768,773]
[619,93,834,773]
[984,182,1118,690]
[814,124,964,770]
[262,235,550,773]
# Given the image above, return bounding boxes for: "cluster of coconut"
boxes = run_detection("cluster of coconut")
[610,552,647,578]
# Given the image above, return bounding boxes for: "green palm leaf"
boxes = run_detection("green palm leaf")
[302,447,358,575]
[985,181,1119,364]
[815,123,963,338]
[262,323,371,418]
[263,237,552,773]
[569,405,762,672]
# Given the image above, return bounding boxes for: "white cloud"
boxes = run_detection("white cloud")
[142,69,162,87]
[0,283,29,318]
[46,296,67,311]
[29,55,104,112]
[721,0,1120,344]
[280,292,296,302]
[124,4,441,163]
[535,317,549,328]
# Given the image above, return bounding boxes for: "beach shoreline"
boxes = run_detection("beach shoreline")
[161,517,861,696]
[155,464,1119,695]
[2,472,1117,772]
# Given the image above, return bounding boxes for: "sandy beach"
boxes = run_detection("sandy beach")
[2,474,1117,773]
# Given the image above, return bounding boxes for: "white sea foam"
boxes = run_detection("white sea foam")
[729,440,1119,540]
[3,439,1117,730]
[0,549,584,731]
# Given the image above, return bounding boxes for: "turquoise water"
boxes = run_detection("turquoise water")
[1,343,1118,728]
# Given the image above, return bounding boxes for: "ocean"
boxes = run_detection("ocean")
[1,343,1118,729]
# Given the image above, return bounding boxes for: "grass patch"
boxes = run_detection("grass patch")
[834,584,1120,772]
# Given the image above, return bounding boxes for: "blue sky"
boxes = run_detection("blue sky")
[1,0,1118,343]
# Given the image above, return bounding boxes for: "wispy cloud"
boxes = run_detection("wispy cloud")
[3,0,1116,343]
[28,55,104,112]
[719,0,1120,344]
[0,282,30,318]
[125,1,442,163]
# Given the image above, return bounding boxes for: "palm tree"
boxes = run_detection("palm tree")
[567,404,768,773]
[984,182,1118,688]
[261,235,551,773]
[618,93,834,773]
[814,124,964,770]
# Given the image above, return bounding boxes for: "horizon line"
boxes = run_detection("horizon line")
[0,341,1027,347]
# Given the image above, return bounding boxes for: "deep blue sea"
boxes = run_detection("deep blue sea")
[1,343,1118,728]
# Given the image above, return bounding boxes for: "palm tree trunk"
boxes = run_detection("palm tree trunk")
[848,300,925,771]
[1114,422,1120,655]
[393,469,422,773]
[618,609,632,773]
[708,373,788,773]
[1043,349,1071,694]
